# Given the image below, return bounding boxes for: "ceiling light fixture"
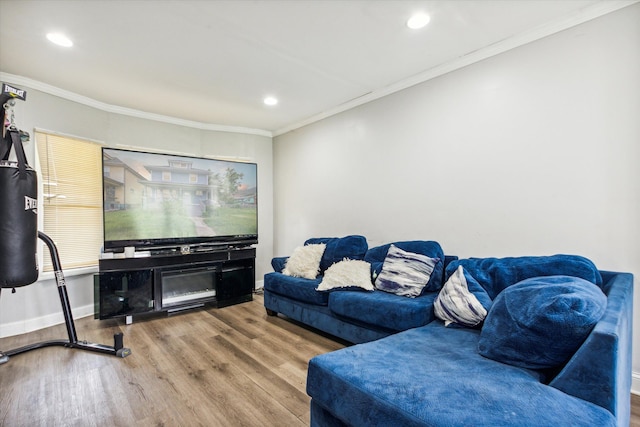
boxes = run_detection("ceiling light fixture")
[407,12,431,30]
[263,96,278,106]
[46,32,73,47]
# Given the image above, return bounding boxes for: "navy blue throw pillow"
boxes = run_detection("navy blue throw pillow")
[305,235,368,273]
[478,275,607,370]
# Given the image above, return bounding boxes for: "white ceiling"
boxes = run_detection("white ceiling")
[0,0,634,136]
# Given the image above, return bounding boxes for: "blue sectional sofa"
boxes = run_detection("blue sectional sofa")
[264,237,634,426]
[264,236,453,344]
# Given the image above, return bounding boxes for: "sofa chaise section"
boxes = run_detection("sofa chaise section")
[307,322,617,427]
[306,268,633,427]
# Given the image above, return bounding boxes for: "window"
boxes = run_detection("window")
[36,131,103,272]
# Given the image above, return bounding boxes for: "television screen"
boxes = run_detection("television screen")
[102,147,257,251]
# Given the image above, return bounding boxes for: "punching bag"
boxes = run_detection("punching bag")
[0,127,39,288]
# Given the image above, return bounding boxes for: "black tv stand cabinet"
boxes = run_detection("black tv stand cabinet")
[95,247,255,321]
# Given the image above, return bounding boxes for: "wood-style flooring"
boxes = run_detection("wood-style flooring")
[631,394,640,427]
[0,293,346,426]
[1,293,639,426]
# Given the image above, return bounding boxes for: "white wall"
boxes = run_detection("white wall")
[0,86,273,338]
[274,5,640,385]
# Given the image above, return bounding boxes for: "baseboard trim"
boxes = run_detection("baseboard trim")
[0,304,94,339]
[2,281,267,339]
[632,372,640,395]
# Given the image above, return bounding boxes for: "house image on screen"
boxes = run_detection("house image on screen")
[233,186,257,207]
[102,151,151,211]
[103,153,217,217]
[143,159,215,217]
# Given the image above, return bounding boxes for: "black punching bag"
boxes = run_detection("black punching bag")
[0,128,39,288]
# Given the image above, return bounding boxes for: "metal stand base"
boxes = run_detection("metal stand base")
[0,232,131,365]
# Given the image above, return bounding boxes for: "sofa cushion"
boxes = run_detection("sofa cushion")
[365,240,445,294]
[263,290,394,344]
[445,254,603,299]
[328,290,437,332]
[283,243,326,279]
[305,235,368,273]
[263,272,328,305]
[307,322,616,427]
[317,259,374,292]
[434,265,492,328]
[478,275,607,370]
[374,244,439,298]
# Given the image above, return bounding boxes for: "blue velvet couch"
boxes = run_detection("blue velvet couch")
[307,265,633,426]
[263,236,453,344]
[264,238,633,427]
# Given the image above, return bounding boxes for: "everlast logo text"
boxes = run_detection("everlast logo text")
[3,83,26,100]
[25,196,37,213]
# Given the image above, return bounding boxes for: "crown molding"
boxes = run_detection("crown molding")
[2,0,636,139]
[273,0,639,137]
[0,72,273,138]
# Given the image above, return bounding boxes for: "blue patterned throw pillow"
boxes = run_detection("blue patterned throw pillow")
[434,266,492,328]
[374,244,439,298]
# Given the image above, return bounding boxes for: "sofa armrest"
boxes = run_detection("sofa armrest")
[271,256,289,273]
[549,271,633,426]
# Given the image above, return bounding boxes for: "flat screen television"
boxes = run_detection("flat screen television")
[102,147,257,252]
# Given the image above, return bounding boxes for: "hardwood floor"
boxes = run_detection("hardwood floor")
[0,293,346,427]
[632,394,640,427]
[2,294,640,426]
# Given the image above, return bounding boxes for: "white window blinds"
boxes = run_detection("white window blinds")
[35,131,103,271]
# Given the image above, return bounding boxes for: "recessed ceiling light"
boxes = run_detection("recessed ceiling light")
[263,96,278,106]
[46,32,73,47]
[407,12,431,30]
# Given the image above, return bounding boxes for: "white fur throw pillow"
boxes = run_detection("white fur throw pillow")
[283,243,326,279]
[317,259,374,292]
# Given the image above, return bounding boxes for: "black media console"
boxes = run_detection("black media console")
[95,246,255,321]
